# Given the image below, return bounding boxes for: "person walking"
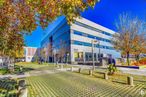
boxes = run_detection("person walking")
[108,56,112,65]
[112,58,116,66]
[108,55,116,66]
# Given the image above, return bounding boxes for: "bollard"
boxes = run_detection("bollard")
[61,65,63,69]
[18,87,28,97]
[127,76,134,86]
[70,67,73,72]
[57,65,59,68]
[89,70,93,76]
[104,72,108,80]
[78,68,81,73]
[18,80,26,90]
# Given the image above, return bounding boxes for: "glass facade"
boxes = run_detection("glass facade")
[40,16,71,63]
[72,40,114,50]
[71,20,120,62]
[74,21,112,36]
[85,53,97,61]
[40,16,121,63]
[73,30,111,43]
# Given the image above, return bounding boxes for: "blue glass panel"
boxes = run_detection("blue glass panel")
[74,31,82,36]
[84,42,92,47]
[73,30,111,43]
[73,41,83,45]
[87,35,95,39]
[74,21,112,36]
[72,40,114,50]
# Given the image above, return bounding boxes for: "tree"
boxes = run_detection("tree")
[40,48,46,62]
[0,0,98,32]
[0,30,24,65]
[58,40,69,63]
[0,0,99,61]
[112,13,146,65]
[47,43,53,62]
[131,33,146,61]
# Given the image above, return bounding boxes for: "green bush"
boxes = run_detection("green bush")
[0,68,9,75]
[107,64,117,75]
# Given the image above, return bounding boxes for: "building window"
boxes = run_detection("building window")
[74,52,83,61]
[74,21,112,36]
[84,42,92,47]
[73,30,111,43]
[72,40,83,46]
[74,31,82,36]
[102,32,112,36]
[85,52,97,61]
[72,40,114,50]
[87,35,95,39]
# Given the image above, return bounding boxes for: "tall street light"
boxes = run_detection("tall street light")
[92,39,97,71]
[52,47,57,65]
[98,41,100,63]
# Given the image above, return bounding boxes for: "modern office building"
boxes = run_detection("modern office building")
[41,16,121,64]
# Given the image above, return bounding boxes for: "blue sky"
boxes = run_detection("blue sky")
[24,0,146,47]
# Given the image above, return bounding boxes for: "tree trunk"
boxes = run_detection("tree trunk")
[127,52,130,66]
[136,55,140,61]
[14,57,16,66]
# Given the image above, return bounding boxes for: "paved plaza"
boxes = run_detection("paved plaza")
[0,63,146,97]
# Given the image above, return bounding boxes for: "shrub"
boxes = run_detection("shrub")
[139,58,146,65]
[131,58,146,66]
[107,64,117,75]
[131,62,140,66]
[0,68,9,75]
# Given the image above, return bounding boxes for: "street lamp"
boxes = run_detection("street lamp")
[92,39,97,70]
[66,53,69,65]
[92,39,101,70]
[52,47,57,66]
[98,41,100,62]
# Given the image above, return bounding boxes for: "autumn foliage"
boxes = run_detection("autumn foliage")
[131,58,146,66]
[112,13,146,66]
[0,0,99,57]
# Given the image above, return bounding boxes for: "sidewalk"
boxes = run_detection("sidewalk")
[0,65,146,79]
[0,73,30,79]
[118,67,146,76]
[72,64,146,76]
[0,67,78,79]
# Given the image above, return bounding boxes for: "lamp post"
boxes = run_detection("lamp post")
[53,47,57,66]
[98,41,100,62]
[92,40,97,71]
[53,47,55,65]
[66,53,69,65]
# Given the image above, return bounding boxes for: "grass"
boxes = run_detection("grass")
[15,62,75,71]
[26,71,146,97]
[15,62,52,69]
[0,62,76,75]
[0,68,9,75]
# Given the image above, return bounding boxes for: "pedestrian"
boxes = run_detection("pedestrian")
[112,58,116,66]
[108,56,112,65]
[41,58,43,64]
